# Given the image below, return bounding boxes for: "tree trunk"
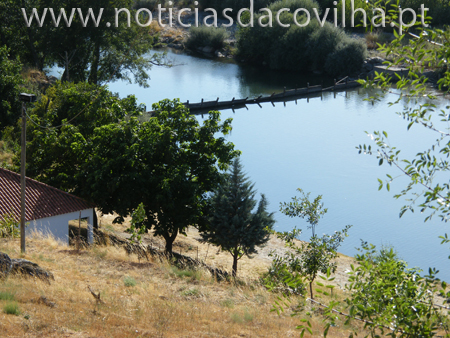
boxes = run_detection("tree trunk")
[232,253,238,278]
[163,232,178,256]
[88,41,100,84]
[309,272,316,300]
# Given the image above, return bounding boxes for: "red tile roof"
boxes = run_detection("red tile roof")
[0,167,94,222]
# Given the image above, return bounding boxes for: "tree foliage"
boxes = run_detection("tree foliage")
[1,0,164,86]
[201,157,275,277]
[280,188,328,237]
[356,1,450,222]
[19,81,144,192]
[23,92,239,255]
[273,190,351,299]
[0,45,23,133]
[74,98,238,254]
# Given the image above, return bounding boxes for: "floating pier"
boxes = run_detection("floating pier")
[146,78,362,116]
[181,79,361,114]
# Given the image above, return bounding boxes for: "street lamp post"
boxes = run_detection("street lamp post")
[19,93,36,254]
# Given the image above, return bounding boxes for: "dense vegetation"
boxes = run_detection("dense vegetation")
[19,90,240,254]
[0,46,22,133]
[236,0,368,76]
[185,26,229,50]
[0,0,164,86]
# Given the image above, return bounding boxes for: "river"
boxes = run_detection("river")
[103,49,450,280]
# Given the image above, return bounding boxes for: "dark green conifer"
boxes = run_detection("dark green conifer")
[201,158,275,277]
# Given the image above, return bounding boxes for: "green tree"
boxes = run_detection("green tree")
[19,81,144,192]
[280,188,328,237]
[80,99,240,255]
[201,157,275,277]
[273,227,350,300]
[0,45,23,133]
[1,0,164,86]
[278,190,350,299]
[22,95,238,255]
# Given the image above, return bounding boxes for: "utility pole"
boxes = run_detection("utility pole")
[19,93,36,253]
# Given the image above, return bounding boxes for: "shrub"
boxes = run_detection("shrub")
[305,21,347,71]
[324,38,368,76]
[169,266,202,280]
[0,212,19,238]
[220,298,235,308]
[3,302,20,315]
[261,253,305,295]
[186,26,229,51]
[0,292,15,301]
[181,288,200,297]
[336,0,368,29]
[123,276,137,287]
[237,0,367,76]
[230,308,253,323]
[365,30,393,49]
[237,0,320,67]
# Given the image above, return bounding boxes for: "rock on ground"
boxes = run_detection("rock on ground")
[0,252,54,283]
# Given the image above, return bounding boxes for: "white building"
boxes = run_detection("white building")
[0,167,95,244]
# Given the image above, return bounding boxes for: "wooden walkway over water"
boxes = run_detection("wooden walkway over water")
[182,78,361,114]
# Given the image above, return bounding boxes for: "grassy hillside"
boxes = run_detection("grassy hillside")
[0,218,360,337]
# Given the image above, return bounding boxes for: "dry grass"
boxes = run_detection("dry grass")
[0,219,362,337]
[161,27,186,43]
[21,67,47,84]
[365,31,393,50]
[148,21,163,35]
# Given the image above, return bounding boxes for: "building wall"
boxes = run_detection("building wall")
[26,208,94,245]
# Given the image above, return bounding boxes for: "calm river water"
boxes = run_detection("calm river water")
[104,49,450,280]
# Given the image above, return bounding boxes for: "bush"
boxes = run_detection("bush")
[181,288,200,297]
[169,266,202,280]
[0,292,15,301]
[236,0,367,76]
[3,302,20,315]
[399,0,450,27]
[336,0,368,29]
[186,26,229,50]
[261,254,305,295]
[237,0,320,67]
[0,212,20,238]
[324,38,368,76]
[123,276,137,287]
[305,21,347,71]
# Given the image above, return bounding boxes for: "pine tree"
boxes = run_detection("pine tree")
[201,158,275,277]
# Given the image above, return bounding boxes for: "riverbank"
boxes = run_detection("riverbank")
[155,7,439,84]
